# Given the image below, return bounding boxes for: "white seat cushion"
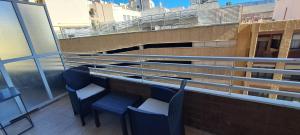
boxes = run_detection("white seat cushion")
[76,83,105,100]
[138,98,169,116]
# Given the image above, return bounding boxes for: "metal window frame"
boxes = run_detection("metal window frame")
[0,0,65,117]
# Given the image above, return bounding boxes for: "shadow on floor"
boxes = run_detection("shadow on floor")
[3,96,213,135]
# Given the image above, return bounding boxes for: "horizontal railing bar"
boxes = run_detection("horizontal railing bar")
[91,68,140,76]
[88,67,300,98]
[92,72,300,110]
[64,59,300,75]
[63,53,300,63]
[68,61,300,87]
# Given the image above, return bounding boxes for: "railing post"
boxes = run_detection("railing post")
[139,55,145,83]
[179,11,182,25]
[126,21,129,33]
[163,12,166,30]
[150,15,153,31]
[138,19,141,31]
[228,61,234,95]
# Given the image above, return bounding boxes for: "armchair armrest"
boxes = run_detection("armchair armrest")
[91,76,109,89]
[128,106,170,135]
[66,85,76,93]
[150,85,176,103]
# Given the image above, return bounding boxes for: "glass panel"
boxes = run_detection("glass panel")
[255,34,282,58]
[0,1,31,60]
[17,3,58,54]
[289,33,300,58]
[40,56,66,97]
[5,60,49,109]
[0,72,21,123]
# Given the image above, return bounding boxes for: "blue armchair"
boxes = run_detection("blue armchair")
[63,66,108,126]
[128,80,187,135]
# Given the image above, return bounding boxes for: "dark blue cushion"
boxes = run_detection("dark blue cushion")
[92,92,139,115]
[63,66,91,90]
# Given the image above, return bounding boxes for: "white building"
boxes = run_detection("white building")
[273,0,300,20]
[43,0,91,27]
[190,0,219,9]
[129,0,155,11]
[90,1,141,26]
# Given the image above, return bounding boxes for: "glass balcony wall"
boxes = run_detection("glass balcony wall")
[0,0,65,123]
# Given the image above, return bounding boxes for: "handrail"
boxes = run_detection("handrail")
[63,53,300,105]
[64,56,300,75]
[64,53,300,63]
[66,64,300,99]
[65,60,300,87]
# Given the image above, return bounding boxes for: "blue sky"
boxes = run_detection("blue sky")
[108,0,262,8]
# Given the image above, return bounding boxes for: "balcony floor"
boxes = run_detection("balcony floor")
[3,96,213,135]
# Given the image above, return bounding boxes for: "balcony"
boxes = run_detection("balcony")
[59,53,300,135]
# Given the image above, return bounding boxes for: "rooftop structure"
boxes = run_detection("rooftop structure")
[1,0,300,135]
[57,5,241,38]
[129,0,155,11]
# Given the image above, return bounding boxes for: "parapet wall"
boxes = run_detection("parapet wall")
[59,24,239,53]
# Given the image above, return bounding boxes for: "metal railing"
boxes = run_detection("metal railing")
[55,6,241,39]
[62,53,300,108]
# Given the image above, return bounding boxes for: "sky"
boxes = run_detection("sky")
[107,0,263,8]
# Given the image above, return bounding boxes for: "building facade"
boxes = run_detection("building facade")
[129,0,155,11]
[41,0,91,27]
[190,0,219,9]
[89,1,141,26]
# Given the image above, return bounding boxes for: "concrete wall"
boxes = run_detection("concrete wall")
[273,0,300,20]
[112,5,141,22]
[90,3,115,24]
[45,0,90,27]
[91,2,141,24]
[60,24,239,53]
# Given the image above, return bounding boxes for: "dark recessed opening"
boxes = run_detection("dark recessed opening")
[111,63,140,66]
[144,42,192,49]
[126,76,142,79]
[106,46,139,54]
[161,76,192,80]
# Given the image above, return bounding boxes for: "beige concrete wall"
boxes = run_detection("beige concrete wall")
[60,24,239,53]
[45,0,91,27]
[91,3,115,23]
[273,0,300,21]
[90,2,141,24]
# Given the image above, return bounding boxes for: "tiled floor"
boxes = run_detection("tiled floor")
[2,96,213,135]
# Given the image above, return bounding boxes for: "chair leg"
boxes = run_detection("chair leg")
[94,110,101,127]
[120,115,128,135]
[80,114,85,126]
[73,108,78,115]
[0,123,7,135]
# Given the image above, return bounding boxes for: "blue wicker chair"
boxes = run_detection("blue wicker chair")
[63,66,108,126]
[128,80,187,135]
